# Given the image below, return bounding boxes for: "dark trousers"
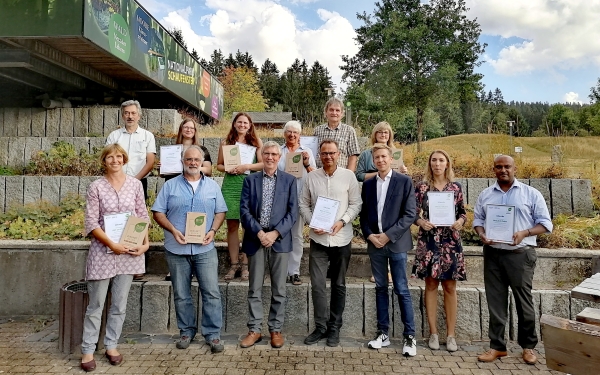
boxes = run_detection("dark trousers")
[483,245,538,351]
[309,240,351,332]
[140,177,148,201]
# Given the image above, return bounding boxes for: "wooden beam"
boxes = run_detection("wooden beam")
[541,314,600,374]
[576,308,600,327]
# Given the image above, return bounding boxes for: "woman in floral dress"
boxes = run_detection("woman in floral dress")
[413,149,466,353]
[80,144,149,372]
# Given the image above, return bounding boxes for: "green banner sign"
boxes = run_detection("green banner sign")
[83,0,223,120]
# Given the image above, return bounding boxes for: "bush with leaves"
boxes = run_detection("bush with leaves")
[25,141,103,176]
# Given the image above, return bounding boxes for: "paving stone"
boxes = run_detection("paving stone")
[572,179,594,217]
[103,108,120,135]
[31,108,47,137]
[24,137,42,165]
[17,108,32,137]
[124,282,143,332]
[73,108,89,137]
[45,108,61,137]
[0,177,5,213]
[146,109,162,134]
[161,109,183,135]
[284,283,310,335]
[5,176,24,210]
[550,179,572,217]
[466,179,489,206]
[141,281,171,333]
[364,284,393,338]
[59,176,80,201]
[7,136,25,167]
[394,286,423,339]
[168,282,199,334]
[59,108,74,137]
[88,107,104,136]
[41,176,60,205]
[23,176,42,205]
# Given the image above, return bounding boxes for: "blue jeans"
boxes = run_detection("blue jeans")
[368,245,415,337]
[165,249,222,342]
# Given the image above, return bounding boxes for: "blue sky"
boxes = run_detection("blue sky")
[138,0,600,104]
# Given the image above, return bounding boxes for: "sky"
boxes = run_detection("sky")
[137,0,600,105]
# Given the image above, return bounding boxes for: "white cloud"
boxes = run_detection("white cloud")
[136,0,175,18]
[467,0,600,76]
[563,92,584,104]
[157,0,358,90]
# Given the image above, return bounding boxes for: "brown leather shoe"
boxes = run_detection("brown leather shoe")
[270,332,284,348]
[478,349,508,362]
[80,359,96,372]
[522,349,537,365]
[105,352,123,366]
[240,331,262,348]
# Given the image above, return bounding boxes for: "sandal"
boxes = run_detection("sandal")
[224,263,240,281]
[240,263,249,281]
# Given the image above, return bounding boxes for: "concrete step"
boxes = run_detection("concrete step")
[124,277,599,342]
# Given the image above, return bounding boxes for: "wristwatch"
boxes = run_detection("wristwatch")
[208,228,217,234]
[340,219,347,227]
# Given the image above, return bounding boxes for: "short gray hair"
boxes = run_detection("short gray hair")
[283,121,302,133]
[323,97,344,115]
[121,100,142,117]
[181,145,205,162]
[262,141,281,155]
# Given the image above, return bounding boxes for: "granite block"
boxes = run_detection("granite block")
[529,179,551,211]
[466,178,489,206]
[17,108,31,137]
[59,108,74,137]
[45,109,60,137]
[539,290,570,321]
[570,294,600,319]
[572,179,594,217]
[89,137,105,153]
[123,282,143,332]
[31,108,47,137]
[73,108,89,137]
[0,177,5,213]
[60,176,80,201]
[5,176,24,210]
[41,176,60,205]
[225,282,251,333]
[146,109,162,134]
[141,281,171,333]
[24,137,42,165]
[79,176,99,197]
[7,137,25,167]
[364,284,392,338]
[284,284,309,335]
[161,109,182,135]
[40,137,58,152]
[88,107,104,136]
[0,108,3,136]
[23,176,42,205]
[103,108,120,135]
[2,108,17,136]
[551,179,572,217]
[202,137,220,162]
[0,137,7,165]
[146,177,158,198]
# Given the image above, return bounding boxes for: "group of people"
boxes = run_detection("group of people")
[79,99,553,372]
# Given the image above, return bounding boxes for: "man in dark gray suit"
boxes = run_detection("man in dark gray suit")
[239,141,298,349]
[360,144,417,356]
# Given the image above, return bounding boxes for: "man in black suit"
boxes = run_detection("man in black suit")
[239,141,298,349]
[360,143,417,356]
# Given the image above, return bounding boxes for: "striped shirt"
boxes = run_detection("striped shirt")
[313,123,360,168]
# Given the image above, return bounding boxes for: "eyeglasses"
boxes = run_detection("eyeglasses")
[184,158,202,163]
[182,126,195,131]
[319,152,337,157]
[376,131,389,135]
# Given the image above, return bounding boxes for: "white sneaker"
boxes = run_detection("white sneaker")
[428,333,440,350]
[402,335,417,357]
[446,336,457,352]
[368,331,390,349]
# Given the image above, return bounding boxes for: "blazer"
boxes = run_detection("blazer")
[360,170,416,253]
[240,170,298,256]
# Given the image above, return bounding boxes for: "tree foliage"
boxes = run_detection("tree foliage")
[341,0,486,151]
[219,66,268,119]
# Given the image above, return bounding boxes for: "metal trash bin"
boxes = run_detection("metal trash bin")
[58,280,110,354]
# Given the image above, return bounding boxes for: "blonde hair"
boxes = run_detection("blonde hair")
[370,122,394,147]
[100,144,129,168]
[424,149,455,183]
[371,143,392,157]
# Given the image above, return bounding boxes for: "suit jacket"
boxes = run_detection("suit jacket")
[360,170,416,253]
[240,170,298,256]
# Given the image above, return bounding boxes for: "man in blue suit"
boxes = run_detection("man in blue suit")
[360,143,417,356]
[239,141,298,349]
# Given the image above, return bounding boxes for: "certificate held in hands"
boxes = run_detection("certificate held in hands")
[428,191,455,226]
[309,196,341,233]
[222,145,241,172]
[120,216,149,247]
[485,204,516,244]
[390,149,404,172]
[160,144,183,175]
[185,212,207,244]
[285,152,303,178]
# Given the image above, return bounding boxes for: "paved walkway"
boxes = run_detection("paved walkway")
[0,316,562,375]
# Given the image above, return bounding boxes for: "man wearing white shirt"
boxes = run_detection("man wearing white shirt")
[299,139,362,347]
[106,100,156,200]
[473,155,552,365]
[359,144,417,356]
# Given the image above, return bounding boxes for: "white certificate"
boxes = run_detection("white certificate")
[103,212,132,253]
[309,196,341,233]
[428,191,455,226]
[235,142,257,174]
[485,204,516,244]
[300,136,319,162]
[160,144,183,175]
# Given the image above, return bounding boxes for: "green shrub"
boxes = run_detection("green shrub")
[0,166,20,175]
[25,141,102,176]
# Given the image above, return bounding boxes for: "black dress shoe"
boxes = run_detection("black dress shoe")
[105,352,123,366]
[304,328,327,345]
[80,359,96,372]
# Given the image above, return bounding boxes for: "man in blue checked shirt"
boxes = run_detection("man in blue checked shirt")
[152,145,227,353]
[473,155,552,366]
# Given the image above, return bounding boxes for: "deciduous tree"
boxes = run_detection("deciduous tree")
[220,66,267,119]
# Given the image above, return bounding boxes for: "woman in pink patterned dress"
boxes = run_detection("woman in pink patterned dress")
[80,144,149,372]
[412,150,466,353]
